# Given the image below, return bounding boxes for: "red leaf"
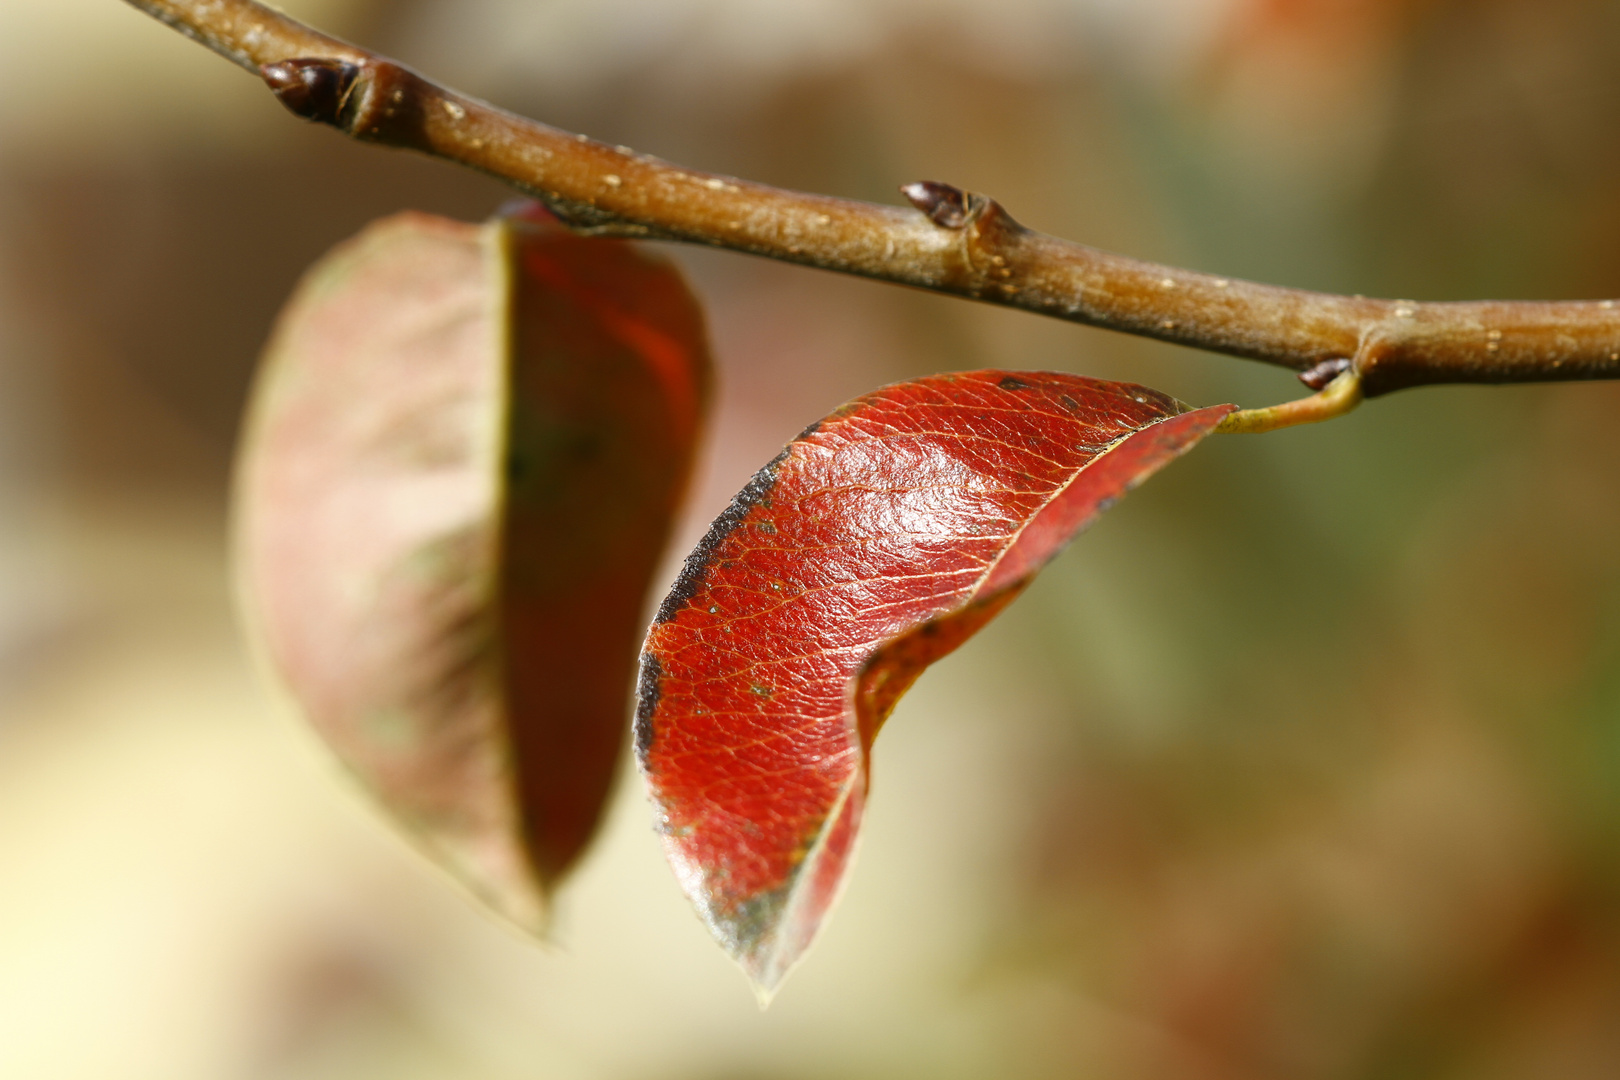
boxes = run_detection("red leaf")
[235,206,710,931]
[636,371,1232,995]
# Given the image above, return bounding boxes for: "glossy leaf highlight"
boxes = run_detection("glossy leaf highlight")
[636,371,1232,995]
[235,206,710,931]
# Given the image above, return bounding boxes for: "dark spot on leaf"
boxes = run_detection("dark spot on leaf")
[1058,394,1080,412]
[750,684,774,697]
[634,653,662,757]
[654,446,791,623]
[998,376,1032,391]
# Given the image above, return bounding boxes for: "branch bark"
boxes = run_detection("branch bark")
[124,0,1620,400]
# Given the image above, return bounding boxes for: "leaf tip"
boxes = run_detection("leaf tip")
[750,976,782,1011]
[731,922,806,1008]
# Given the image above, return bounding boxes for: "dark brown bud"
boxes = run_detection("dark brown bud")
[900,181,972,229]
[261,59,360,126]
[1299,357,1353,390]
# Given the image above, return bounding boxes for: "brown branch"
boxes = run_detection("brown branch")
[124,0,1620,401]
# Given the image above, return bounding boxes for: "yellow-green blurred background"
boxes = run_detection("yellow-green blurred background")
[6,1,1620,1077]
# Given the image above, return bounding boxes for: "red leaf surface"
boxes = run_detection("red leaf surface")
[235,206,710,931]
[636,371,1232,995]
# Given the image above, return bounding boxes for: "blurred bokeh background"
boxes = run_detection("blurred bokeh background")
[6,0,1620,1076]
